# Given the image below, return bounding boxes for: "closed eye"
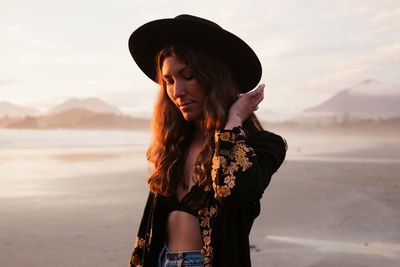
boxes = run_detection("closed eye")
[164,79,174,85]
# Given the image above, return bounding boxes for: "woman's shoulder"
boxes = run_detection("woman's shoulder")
[247,129,286,149]
[247,129,287,166]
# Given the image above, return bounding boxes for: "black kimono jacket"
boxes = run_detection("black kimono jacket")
[129,126,287,267]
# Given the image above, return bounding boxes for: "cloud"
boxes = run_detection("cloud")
[373,24,397,34]
[283,38,400,97]
[376,40,400,55]
[4,25,21,33]
[308,67,366,88]
[356,5,371,14]
[0,75,16,85]
[370,8,400,24]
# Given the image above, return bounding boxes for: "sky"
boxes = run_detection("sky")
[1,0,399,121]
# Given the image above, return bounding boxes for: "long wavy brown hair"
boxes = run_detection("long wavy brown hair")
[146,44,263,196]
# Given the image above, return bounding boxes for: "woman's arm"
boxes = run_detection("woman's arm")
[212,126,286,205]
[224,84,264,130]
[211,83,286,205]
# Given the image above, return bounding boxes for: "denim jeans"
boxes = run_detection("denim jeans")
[157,245,204,267]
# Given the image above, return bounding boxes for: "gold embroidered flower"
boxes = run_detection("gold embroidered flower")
[200,216,210,227]
[226,177,235,188]
[135,237,145,249]
[230,144,248,159]
[203,236,211,245]
[224,163,239,175]
[236,143,252,153]
[236,155,245,166]
[219,131,233,142]
[205,245,213,256]
[209,206,217,216]
[212,155,227,181]
[198,207,209,216]
[130,254,141,266]
[214,155,227,169]
[242,161,253,171]
[217,185,231,197]
[236,147,247,157]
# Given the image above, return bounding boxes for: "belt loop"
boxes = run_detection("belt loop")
[177,252,183,267]
[164,253,169,267]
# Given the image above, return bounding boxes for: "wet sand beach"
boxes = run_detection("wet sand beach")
[251,159,400,267]
[0,130,399,266]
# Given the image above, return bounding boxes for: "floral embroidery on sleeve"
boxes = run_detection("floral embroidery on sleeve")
[212,126,256,199]
[129,237,146,267]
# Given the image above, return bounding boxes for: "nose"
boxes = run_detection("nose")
[173,80,185,99]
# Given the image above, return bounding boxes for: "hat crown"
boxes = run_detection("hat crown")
[129,14,262,93]
[174,14,221,29]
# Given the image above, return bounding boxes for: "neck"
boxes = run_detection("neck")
[191,122,204,145]
[194,120,202,131]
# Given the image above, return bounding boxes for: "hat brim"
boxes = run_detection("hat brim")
[128,16,262,93]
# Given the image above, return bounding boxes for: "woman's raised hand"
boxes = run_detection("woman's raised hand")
[224,84,265,130]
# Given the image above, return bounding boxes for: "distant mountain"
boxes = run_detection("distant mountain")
[300,80,400,121]
[48,97,122,115]
[0,101,41,118]
[2,108,150,130]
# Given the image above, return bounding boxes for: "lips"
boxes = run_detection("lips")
[178,102,194,110]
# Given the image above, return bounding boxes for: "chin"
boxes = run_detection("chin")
[182,112,201,122]
[183,115,195,121]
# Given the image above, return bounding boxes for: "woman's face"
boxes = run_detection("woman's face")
[162,55,207,121]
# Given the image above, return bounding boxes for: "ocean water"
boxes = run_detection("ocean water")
[0,129,150,148]
[0,129,151,198]
[2,129,398,198]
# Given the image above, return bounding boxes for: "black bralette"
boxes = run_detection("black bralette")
[165,184,209,217]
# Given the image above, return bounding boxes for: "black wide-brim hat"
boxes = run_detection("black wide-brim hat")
[128,14,262,93]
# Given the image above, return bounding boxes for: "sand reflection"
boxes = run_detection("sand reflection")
[267,235,400,260]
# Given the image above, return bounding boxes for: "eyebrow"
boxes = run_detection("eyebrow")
[162,66,190,79]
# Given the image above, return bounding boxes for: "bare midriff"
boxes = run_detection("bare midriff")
[166,210,202,251]
[166,133,204,252]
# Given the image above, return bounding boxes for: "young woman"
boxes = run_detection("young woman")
[128,14,287,267]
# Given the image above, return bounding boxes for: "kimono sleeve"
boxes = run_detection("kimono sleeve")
[211,126,286,205]
[129,192,155,267]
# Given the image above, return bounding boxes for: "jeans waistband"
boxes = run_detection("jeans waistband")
[158,245,204,267]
